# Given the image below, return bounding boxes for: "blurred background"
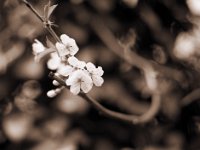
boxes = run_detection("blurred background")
[1,0,200,149]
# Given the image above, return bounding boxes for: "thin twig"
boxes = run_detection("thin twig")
[22,0,43,22]
[49,72,161,124]
[22,0,61,43]
[46,24,61,43]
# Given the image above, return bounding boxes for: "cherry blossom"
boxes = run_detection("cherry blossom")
[57,56,86,77]
[68,56,86,69]
[66,70,93,95]
[57,64,74,77]
[56,34,79,57]
[32,33,104,96]
[86,62,104,86]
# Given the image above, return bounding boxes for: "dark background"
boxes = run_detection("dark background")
[0,0,200,149]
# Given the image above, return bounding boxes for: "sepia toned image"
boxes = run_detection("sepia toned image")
[0,0,200,149]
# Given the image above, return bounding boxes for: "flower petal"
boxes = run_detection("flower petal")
[81,72,93,93]
[32,39,45,54]
[60,34,79,56]
[96,66,104,76]
[60,34,70,45]
[70,82,81,95]
[66,76,76,86]
[57,65,74,77]
[65,70,80,85]
[78,61,86,69]
[55,42,69,57]
[47,55,60,70]
[86,62,96,73]
[81,82,93,93]
[92,75,104,87]
[68,39,79,55]
[68,56,79,67]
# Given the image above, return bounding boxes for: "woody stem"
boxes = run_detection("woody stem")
[49,72,161,124]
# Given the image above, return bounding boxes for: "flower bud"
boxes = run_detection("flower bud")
[47,90,57,98]
[52,80,60,86]
[55,88,62,93]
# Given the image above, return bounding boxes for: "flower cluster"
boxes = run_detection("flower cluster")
[32,34,104,96]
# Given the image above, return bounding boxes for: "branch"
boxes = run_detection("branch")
[89,17,153,75]
[90,17,157,91]
[23,1,161,124]
[22,0,61,43]
[49,72,161,124]
[181,88,200,106]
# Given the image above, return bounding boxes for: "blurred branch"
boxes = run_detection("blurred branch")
[95,80,150,115]
[90,16,158,91]
[88,16,170,123]
[49,72,161,124]
[90,17,154,76]
[89,15,188,89]
[181,88,200,106]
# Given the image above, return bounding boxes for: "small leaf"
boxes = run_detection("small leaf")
[47,4,58,19]
[50,22,59,28]
[44,1,51,21]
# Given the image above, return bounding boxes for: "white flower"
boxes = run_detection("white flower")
[66,70,93,95]
[68,56,86,69]
[32,39,46,55]
[57,56,86,77]
[56,34,79,57]
[86,62,104,86]
[57,64,74,77]
[47,52,61,70]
